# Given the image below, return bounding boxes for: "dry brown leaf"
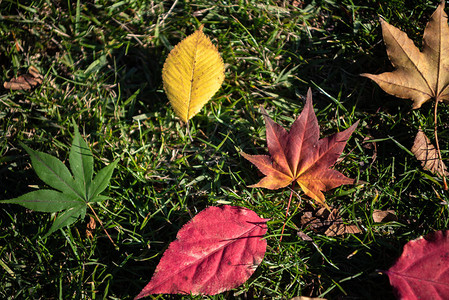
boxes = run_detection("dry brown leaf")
[297,231,313,241]
[411,129,448,177]
[300,207,361,236]
[300,207,329,231]
[86,216,96,239]
[4,66,43,90]
[362,1,449,109]
[324,209,361,236]
[372,209,398,223]
[28,66,41,78]
[291,1,302,8]
[325,223,361,236]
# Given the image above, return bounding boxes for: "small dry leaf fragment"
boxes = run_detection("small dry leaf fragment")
[411,130,448,177]
[291,1,302,8]
[300,207,329,231]
[4,66,43,90]
[86,216,96,239]
[162,25,225,122]
[372,209,398,223]
[325,222,361,236]
[300,207,361,236]
[324,209,361,237]
[297,231,313,241]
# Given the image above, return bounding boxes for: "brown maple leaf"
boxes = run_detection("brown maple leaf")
[241,88,359,207]
[362,1,449,109]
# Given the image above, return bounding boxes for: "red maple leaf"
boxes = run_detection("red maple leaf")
[385,230,449,299]
[242,88,359,207]
[135,205,268,298]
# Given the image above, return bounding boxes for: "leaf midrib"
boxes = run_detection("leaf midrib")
[387,269,449,287]
[186,32,200,121]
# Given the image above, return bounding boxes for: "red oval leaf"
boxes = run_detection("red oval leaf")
[385,230,449,299]
[135,205,268,298]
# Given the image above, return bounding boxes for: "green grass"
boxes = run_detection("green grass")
[1,0,448,299]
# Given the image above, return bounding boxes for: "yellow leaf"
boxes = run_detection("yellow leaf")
[162,25,225,122]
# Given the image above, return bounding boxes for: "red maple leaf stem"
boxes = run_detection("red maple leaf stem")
[279,181,296,243]
[433,97,447,190]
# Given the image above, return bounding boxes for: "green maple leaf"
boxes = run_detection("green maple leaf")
[1,124,118,237]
